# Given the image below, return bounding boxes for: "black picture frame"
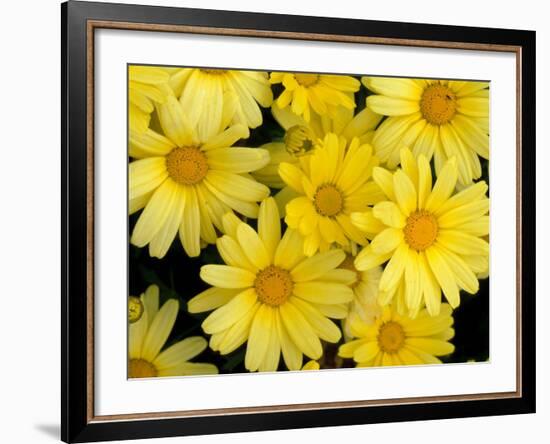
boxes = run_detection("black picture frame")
[62,1,536,442]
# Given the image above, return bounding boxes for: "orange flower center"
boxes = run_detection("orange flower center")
[294,73,319,87]
[254,265,294,306]
[128,296,144,324]
[403,210,439,251]
[128,359,158,378]
[420,84,457,125]
[166,147,209,185]
[339,254,361,288]
[314,184,344,217]
[377,321,405,354]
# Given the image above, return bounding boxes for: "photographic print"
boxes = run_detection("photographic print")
[127,66,490,378]
[63,3,535,440]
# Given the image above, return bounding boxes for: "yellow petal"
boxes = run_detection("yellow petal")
[274,228,305,270]
[418,252,442,316]
[216,235,258,272]
[129,157,168,201]
[206,171,270,202]
[258,198,281,261]
[200,265,256,289]
[129,128,175,159]
[354,246,392,271]
[372,202,406,228]
[435,181,488,217]
[437,199,489,228]
[237,223,270,269]
[203,179,260,219]
[279,162,306,194]
[206,147,270,173]
[379,243,409,292]
[201,124,249,151]
[370,228,404,255]
[202,288,257,334]
[218,302,260,354]
[406,338,454,356]
[131,179,178,247]
[279,302,322,359]
[149,184,185,258]
[291,298,341,342]
[362,77,423,100]
[276,311,303,370]
[437,230,489,256]
[393,170,417,216]
[425,246,460,308]
[417,155,432,209]
[367,95,420,116]
[154,337,207,370]
[435,246,480,294]
[424,158,458,213]
[290,249,345,282]
[354,341,380,363]
[245,304,273,371]
[141,299,178,362]
[187,287,240,313]
[293,281,353,304]
[179,186,201,257]
[157,96,194,147]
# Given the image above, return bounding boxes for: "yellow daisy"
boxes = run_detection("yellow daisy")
[270,72,360,122]
[338,254,383,337]
[364,77,489,185]
[339,303,455,367]
[129,285,218,378]
[129,66,171,133]
[168,68,273,140]
[129,96,270,258]
[187,198,355,372]
[252,103,382,189]
[280,133,382,256]
[351,148,489,317]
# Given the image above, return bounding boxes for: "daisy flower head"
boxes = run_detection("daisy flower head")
[364,77,489,185]
[280,133,382,256]
[339,303,455,367]
[129,285,218,378]
[252,103,382,189]
[351,148,489,317]
[270,72,360,122]
[337,253,383,337]
[129,96,270,259]
[169,68,273,141]
[129,66,171,133]
[187,198,355,372]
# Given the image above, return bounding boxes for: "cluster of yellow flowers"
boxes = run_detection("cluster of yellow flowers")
[128,66,489,377]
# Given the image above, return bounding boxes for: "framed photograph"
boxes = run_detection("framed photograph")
[61,1,536,442]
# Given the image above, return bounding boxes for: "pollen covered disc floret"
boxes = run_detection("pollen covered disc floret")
[403,210,439,251]
[128,358,158,378]
[254,265,294,307]
[128,296,144,323]
[294,73,320,87]
[419,84,457,125]
[284,125,315,156]
[313,184,344,217]
[377,321,405,354]
[165,146,209,185]
[200,69,228,75]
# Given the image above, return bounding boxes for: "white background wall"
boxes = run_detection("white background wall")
[0,0,546,443]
